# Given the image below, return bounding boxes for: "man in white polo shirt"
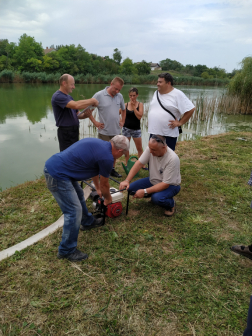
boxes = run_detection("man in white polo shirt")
[148,73,195,151]
[120,134,181,217]
[89,77,126,178]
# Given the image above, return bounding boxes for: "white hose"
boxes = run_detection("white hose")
[0,186,92,262]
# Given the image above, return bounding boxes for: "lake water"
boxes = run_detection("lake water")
[1,83,251,190]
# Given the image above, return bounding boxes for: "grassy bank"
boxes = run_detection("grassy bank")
[0,69,229,86]
[1,132,252,335]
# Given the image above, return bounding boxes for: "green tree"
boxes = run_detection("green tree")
[113,48,122,65]
[201,71,209,79]
[119,57,137,75]
[160,58,184,71]
[228,56,252,111]
[42,55,59,72]
[14,34,44,72]
[135,60,151,75]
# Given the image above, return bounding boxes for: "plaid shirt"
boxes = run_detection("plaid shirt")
[248,171,252,186]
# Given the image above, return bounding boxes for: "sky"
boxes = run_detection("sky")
[0,0,252,72]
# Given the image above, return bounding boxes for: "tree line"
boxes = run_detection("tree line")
[0,34,235,80]
[159,59,237,79]
[0,34,150,76]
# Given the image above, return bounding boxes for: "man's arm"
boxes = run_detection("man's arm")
[66,98,98,110]
[89,114,104,130]
[77,109,93,120]
[169,107,195,129]
[100,175,112,205]
[134,182,169,199]
[119,109,126,128]
[119,160,144,190]
[92,175,102,197]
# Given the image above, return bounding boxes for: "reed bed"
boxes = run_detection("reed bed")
[0,70,229,86]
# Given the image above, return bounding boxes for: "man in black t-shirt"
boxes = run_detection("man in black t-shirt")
[51,74,98,151]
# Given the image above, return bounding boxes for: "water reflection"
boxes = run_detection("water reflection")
[0,83,251,190]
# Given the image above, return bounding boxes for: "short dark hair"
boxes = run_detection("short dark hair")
[158,73,174,86]
[129,87,138,95]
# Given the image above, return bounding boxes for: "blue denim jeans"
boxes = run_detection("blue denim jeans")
[44,166,94,256]
[128,177,180,209]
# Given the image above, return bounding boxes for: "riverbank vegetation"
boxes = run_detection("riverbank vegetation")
[0,69,229,86]
[1,132,252,335]
[0,34,230,86]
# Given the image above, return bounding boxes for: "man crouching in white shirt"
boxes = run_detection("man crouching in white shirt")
[148,73,195,151]
[120,135,181,217]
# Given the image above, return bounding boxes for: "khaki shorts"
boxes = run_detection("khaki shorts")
[98,134,116,142]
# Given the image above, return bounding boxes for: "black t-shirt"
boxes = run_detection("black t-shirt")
[51,90,79,127]
[124,103,141,130]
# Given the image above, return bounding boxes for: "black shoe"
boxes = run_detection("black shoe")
[57,248,88,261]
[80,217,104,231]
[230,245,252,261]
[110,168,122,178]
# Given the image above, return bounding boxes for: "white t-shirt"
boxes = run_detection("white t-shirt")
[148,88,195,138]
[139,146,181,186]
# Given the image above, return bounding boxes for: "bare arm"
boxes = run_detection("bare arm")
[169,107,195,129]
[119,160,144,190]
[89,114,104,130]
[179,108,195,125]
[100,175,112,205]
[132,102,143,120]
[66,98,98,110]
[134,182,169,199]
[119,109,126,128]
[92,175,102,197]
[77,109,93,120]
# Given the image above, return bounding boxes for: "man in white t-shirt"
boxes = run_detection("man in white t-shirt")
[120,134,181,216]
[148,73,195,151]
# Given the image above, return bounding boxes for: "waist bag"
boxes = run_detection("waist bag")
[156,91,182,134]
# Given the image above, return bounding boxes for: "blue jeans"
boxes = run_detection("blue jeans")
[44,166,94,256]
[128,177,180,209]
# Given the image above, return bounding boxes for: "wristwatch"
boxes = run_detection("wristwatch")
[144,189,148,196]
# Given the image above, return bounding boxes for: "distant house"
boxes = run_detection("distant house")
[150,63,162,71]
[43,47,56,55]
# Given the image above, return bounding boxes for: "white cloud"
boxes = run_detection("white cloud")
[0,0,252,71]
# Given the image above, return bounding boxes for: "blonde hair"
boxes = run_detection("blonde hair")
[111,77,124,86]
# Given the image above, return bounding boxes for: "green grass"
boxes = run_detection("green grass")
[1,132,252,335]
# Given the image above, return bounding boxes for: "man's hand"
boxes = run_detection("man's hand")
[168,119,181,129]
[119,119,124,128]
[95,121,105,130]
[133,189,145,199]
[78,109,93,119]
[120,180,129,191]
[104,196,112,206]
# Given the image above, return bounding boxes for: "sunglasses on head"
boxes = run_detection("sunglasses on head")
[151,135,165,145]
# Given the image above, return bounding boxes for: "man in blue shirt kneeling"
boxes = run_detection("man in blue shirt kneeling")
[44,135,129,261]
